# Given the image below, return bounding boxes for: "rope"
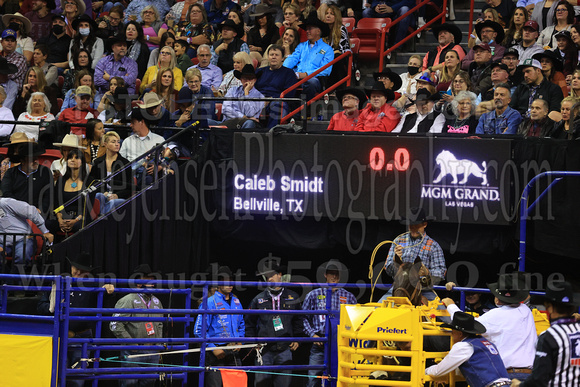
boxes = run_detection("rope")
[126,343,261,359]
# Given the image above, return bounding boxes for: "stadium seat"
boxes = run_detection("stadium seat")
[342,17,356,34]
[135,78,141,93]
[38,149,61,168]
[351,18,391,59]
[350,38,361,82]
[57,98,63,111]
[58,76,64,89]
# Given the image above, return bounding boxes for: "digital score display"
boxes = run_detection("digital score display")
[231,133,514,225]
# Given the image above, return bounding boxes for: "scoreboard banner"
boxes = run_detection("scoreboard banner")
[232,133,514,225]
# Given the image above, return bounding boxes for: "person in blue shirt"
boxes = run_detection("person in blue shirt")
[362,0,415,45]
[221,64,265,128]
[194,266,245,387]
[283,14,334,102]
[205,0,240,26]
[476,83,523,134]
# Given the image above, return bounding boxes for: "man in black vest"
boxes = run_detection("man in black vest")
[422,23,466,73]
[392,88,445,133]
[211,19,250,74]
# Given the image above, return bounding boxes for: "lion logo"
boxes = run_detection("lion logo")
[433,150,488,185]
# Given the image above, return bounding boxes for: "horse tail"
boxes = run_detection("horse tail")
[482,161,487,172]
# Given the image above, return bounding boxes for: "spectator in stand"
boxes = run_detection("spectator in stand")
[553,30,577,77]
[477,62,512,108]
[94,35,138,95]
[396,55,423,102]
[147,32,176,69]
[24,0,56,42]
[62,48,91,96]
[61,69,100,111]
[462,21,506,71]
[68,14,104,71]
[531,0,559,32]
[97,85,131,124]
[517,98,555,136]
[355,82,400,132]
[468,8,501,48]
[0,134,31,181]
[219,64,265,129]
[188,44,223,93]
[173,40,193,77]
[503,7,528,48]
[140,6,169,51]
[173,88,207,151]
[152,68,177,112]
[120,107,165,162]
[62,0,85,38]
[467,43,494,96]
[204,0,240,26]
[434,71,473,114]
[96,76,124,114]
[166,0,199,27]
[283,14,334,101]
[247,5,279,63]
[327,87,366,131]
[124,21,151,79]
[482,0,516,27]
[396,72,437,112]
[423,23,466,73]
[59,85,98,136]
[393,88,444,133]
[293,0,316,19]
[442,91,478,134]
[32,44,58,88]
[49,132,87,182]
[374,69,402,99]
[211,20,250,74]
[323,5,351,87]
[244,0,283,29]
[570,68,580,98]
[435,50,461,93]
[96,5,124,41]
[124,0,169,24]
[533,50,567,97]
[537,1,573,49]
[218,51,251,96]
[502,47,523,85]
[37,15,71,70]
[184,68,214,120]
[174,3,217,59]
[280,3,307,43]
[549,96,580,139]
[13,66,59,117]
[570,24,580,61]
[226,10,246,41]
[2,12,34,63]
[0,29,27,89]
[0,87,15,140]
[510,58,564,116]
[81,118,105,164]
[274,27,299,64]
[14,92,55,140]
[362,0,414,46]
[255,45,297,127]
[513,20,544,61]
[141,46,184,95]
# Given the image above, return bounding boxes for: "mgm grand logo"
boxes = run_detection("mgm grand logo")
[421,150,500,207]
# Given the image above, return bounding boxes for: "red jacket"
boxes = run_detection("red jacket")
[327,110,360,131]
[58,106,98,137]
[355,103,400,132]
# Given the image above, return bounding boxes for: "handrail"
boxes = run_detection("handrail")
[468,0,475,39]
[279,50,353,124]
[379,0,448,70]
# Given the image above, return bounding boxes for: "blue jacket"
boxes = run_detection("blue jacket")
[194,291,245,347]
[370,0,414,13]
[205,0,239,25]
[460,337,510,387]
[283,39,334,77]
[475,106,522,135]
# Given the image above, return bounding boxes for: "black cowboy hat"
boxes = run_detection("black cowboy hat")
[475,20,505,45]
[487,272,530,304]
[373,69,403,91]
[336,87,367,109]
[250,3,276,18]
[216,265,234,280]
[256,260,287,279]
[71,14,97,31]
[45,0,57,10]
[107,33,128,52]
[365,81,396,101]
[400,207,434,225]
[536,281,578,306]
[300,13,330,38]
[234,64,259,80]
[67,252,99,273]
[0,56,18,75]
[414,88,441,102]
[133,264,162,277]
[441,311,486,335]
[432,22,462,45]
[532,50,564,73]
[217,19,243,37]
[17,142,44,159]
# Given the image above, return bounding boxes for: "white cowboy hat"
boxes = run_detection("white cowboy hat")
[137,92,163,109]
[2,12,32,35]
[53,134,86,149]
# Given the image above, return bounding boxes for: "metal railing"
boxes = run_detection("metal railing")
[0,232,51,273]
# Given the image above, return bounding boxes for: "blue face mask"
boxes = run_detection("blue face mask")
[79,27,90,36]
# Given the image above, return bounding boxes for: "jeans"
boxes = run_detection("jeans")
[507,371,531,381]
[362,6,414,44]
[302,77,322,102]
[120,350,160,387]
[95,192,126,215]
[254,347,293,387]
[0,238,35,265]
[266,101,290,128]
[307,344,325,387]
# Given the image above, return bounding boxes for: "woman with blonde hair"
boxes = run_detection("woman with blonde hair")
[14,66,59,116]
[218,52,252,96]
[323,5,350,54]
[140,46,183,94]
[436,50,461,92]
[549,96,580,138]
[570,69,580,97]
[14,92,55,140]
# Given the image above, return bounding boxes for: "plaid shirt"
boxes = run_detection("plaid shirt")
[302,287,356,337]
[385,233,446,282]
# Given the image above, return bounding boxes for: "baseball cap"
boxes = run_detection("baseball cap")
[473,43,491,52]
[503,47,519,58]
[523,20,539,31]
[517,58,542,70]
[490,62,509,72]
[1,29,17,39]
[75,85,92,96]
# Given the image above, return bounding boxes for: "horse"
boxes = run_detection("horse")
[391,256,432,306]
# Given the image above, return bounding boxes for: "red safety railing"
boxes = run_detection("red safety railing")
[279,51,352,124]
[379,0,448,70]
[468,0,475,39]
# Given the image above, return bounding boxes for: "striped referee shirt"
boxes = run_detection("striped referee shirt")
[521,317,580,386]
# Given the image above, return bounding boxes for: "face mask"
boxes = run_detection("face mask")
[79,27,90,36]
[408,66,420,76]
[52,25,64,35]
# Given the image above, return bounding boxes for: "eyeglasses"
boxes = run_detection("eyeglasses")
[143,10,155,14]
[556,8,567,12]
[342,95,359,101]
[187,80,201,84]
[481,29,495,34]
[64,1,76,5]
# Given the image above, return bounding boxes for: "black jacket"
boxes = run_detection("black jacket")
[1,165,53,216]
[517,117,556,137]
[212,37,245,74]
[86,154,134,199]
[510,77,564,116]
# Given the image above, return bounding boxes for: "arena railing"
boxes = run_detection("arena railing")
[0,232,52,273]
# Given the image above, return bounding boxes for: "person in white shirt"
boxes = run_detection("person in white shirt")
[120,107,165,163]
[442,273,537,381]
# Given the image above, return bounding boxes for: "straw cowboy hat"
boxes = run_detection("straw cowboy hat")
[138,92,164,109]
[2,132,35,146]
[52,134,86,149]
[2,12,32,34]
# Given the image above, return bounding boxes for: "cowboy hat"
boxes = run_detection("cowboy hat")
[414,88,441,102]
[336,87,368,109]
[487,273,530,304]
[365,81,396,101]
[133,263,162,277]
[441,311,486,335]
[106,33,128,52]
[2,12,32,35]
[373,69,403,91]
[416,72,436,86]
[300,13,330,38]
[432,22,462,45]
[138,92,164,109]
[216,265,234,280]
[250,4,276,18]
[475,20,505,45]
[234,63,259,80]
[554,30,573,45]
[67,252,99,273]
[66,0,86,16]
[399,207,434,225]
[536,281,578,306]
[532,50,564,73]
[2,132,35,146]
[217,19,243,37]
[0,56,18,75]
[17,142,44,159]
[71,13,97,31]
[256,260,287,279]
[53,134,86,149]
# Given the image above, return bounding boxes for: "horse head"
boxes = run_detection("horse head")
[391,257,432,306]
